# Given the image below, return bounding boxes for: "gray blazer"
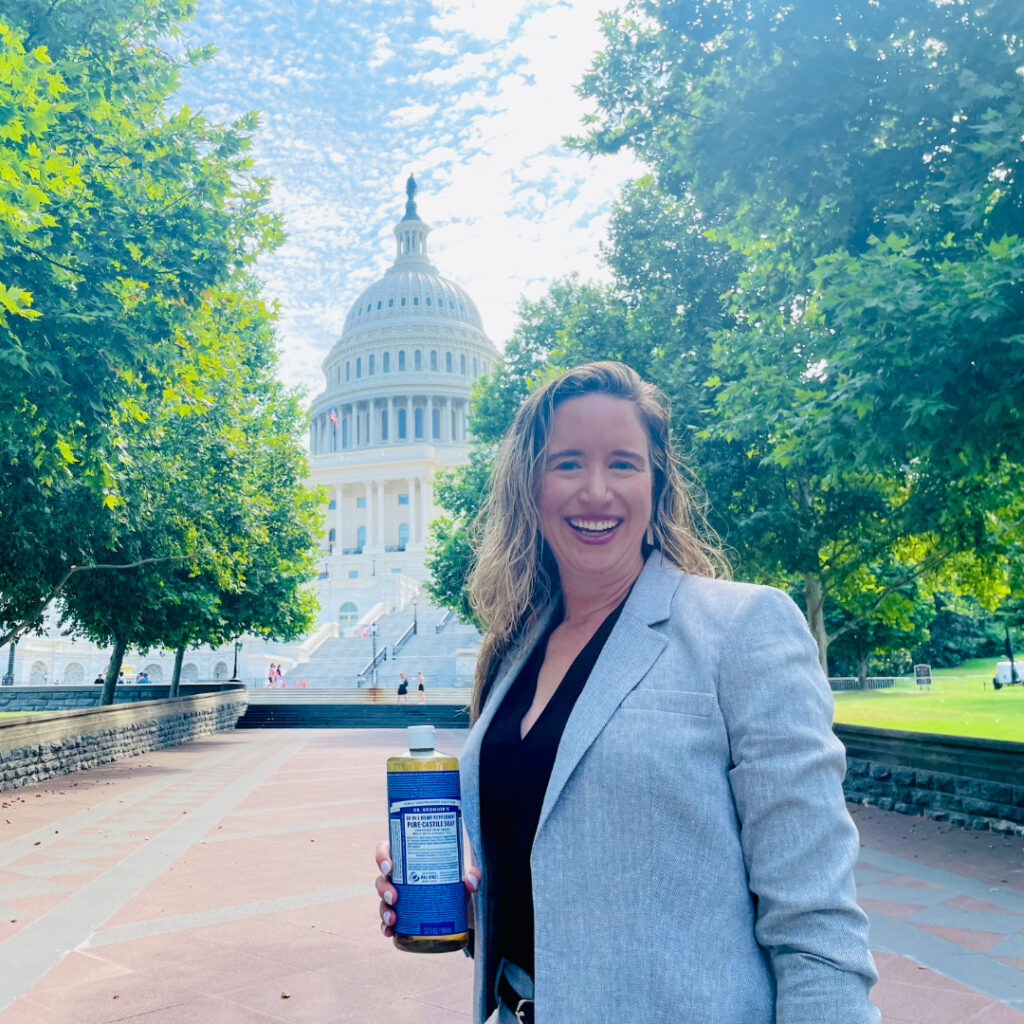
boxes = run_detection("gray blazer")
[460,552,880,1024]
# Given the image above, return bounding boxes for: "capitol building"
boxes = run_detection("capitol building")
[4,181,494,686]
[306,179,497,631]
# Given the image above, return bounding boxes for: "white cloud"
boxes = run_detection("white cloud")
[177,0,640,401]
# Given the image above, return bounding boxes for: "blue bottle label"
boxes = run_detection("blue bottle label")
[387,769,466,936]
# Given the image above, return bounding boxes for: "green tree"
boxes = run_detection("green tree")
[576,0,1024,472]
[0,0,280,643]
[61,285,319,704]
[565,0,1024,666]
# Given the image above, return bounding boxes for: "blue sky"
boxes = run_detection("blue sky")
[174,0,638,398]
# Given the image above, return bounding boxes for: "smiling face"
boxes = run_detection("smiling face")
[538,393,653,593]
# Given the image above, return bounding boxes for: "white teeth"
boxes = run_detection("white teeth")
[568,518,619,531]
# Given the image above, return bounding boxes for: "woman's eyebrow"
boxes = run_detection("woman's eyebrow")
[545,448,647,461]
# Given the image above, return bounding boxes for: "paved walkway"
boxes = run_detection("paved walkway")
[0,728,1020,1023]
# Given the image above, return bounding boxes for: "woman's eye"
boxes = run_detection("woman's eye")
[611,460,638,470]
[554,460,580,471]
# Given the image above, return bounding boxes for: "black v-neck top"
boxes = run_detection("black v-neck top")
[478,597,627,977]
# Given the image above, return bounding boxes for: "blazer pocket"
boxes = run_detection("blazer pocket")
[618,688,716,717]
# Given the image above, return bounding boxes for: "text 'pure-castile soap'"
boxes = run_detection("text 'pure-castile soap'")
[386,724,468,953]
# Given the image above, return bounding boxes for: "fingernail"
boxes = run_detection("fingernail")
[383,890,394,906]
[381,922,387,936]
[383,910,394,925]
[466,875,479,893]
[381,860,391,874]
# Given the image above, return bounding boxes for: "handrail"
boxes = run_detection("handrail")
[358,646,388,679]
[393,621,416,655]
[435,609,456,634]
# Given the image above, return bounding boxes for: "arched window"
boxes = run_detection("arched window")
[398,350,406,371]
[369,354,375,375]
[414,350,422,371]
[414,408,424,439]
[460,353,466,375]
[398,523,409,551]
[64,662,84,684]
[30,660,47,683]
[143,663,163,682]
[430,350,438,371]
[214,661,228,680]
[383,352,390,373]
[356,357,362,378]
[398,408,407,439]
[182,663,199,683]
[445,351,453,373]
[432,407,441,439]
[339,602,358,627]
[357,525,366,551]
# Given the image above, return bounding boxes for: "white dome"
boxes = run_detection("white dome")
[343,265,483,334]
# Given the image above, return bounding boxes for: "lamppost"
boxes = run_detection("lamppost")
[231,640,241,682]
[371,622,378,686]
[1,639,16,686]
[412,596,418,635]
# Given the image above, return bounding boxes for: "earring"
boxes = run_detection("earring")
[646,523,655,546]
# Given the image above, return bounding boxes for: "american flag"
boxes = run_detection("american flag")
[329,408,338,428]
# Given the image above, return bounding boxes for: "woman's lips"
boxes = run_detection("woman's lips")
[567,517,622,542]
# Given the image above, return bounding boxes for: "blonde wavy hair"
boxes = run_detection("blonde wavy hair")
[467,360,727,720]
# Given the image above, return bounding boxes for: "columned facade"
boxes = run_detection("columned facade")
[306,181,498,631]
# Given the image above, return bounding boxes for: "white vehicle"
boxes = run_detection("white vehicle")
[993,661,1022,688]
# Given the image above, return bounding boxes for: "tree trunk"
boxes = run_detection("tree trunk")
[169,645,185,698]
[857,647,869,690]
[803,573,829,677]
[99,635,127,706]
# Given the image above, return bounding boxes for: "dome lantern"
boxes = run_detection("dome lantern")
[393,173,431,266]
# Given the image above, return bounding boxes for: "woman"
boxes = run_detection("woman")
[416,670,426,703]
[396,671,409,704]
[376,362,879,1023]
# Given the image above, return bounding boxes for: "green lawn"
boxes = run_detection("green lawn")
[832,657,1024,740]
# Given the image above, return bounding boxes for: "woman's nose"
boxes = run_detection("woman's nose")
[581,468,611,501]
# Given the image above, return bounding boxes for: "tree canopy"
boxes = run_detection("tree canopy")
[427,0,1023,675]
[1,0,319,697]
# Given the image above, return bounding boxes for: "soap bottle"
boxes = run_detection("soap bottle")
[386,724,468,953]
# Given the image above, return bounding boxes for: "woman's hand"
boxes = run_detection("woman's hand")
[375,840,481,938]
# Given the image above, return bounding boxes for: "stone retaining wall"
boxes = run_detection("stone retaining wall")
[836,723,1024,835]
[0,688,247,792]
[0,684,235,712]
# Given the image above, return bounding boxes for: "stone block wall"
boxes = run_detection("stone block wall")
[0,684,233,713]
[836,723,1024,836]
[0,689,247,792]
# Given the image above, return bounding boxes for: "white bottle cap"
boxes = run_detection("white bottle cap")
[407,724,435,752]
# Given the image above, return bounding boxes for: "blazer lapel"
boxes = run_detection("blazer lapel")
[460,601,559,861]
[534,552,682,842]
